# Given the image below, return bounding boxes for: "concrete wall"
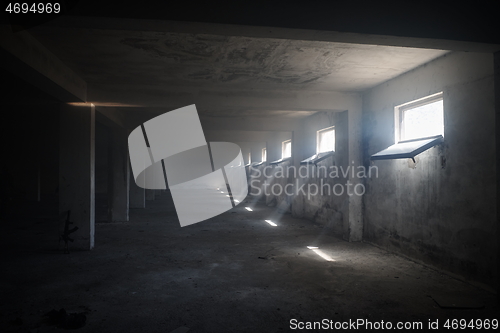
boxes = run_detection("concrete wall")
[291,111,350,237]
[250,142,267,163]
[362,51,496,288]
[241,108,365,242]
[234,141,266,165]
[266,132,292,162]
[263,132,292,209]
[0,104,59,205]
[248,163,267,200]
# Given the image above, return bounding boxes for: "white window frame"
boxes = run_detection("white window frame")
[282,139,292,158]
[316,126,335,153]
[395,92,444,143]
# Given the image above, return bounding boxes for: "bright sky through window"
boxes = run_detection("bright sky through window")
[317,127,335,153]
[402,99,443,141]
[282,140,291,158]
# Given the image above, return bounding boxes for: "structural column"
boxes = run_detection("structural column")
[129,167,145,208]
[146,190,155,201]
[291,125,306,217]
[59,103,95,250]
[347,97,364,242]
[144,161,165,201]
[108,127,130,221]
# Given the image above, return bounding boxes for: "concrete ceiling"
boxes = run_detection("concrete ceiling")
[29,20,449,118]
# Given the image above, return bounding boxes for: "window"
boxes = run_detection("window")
[270,140,292,165]
[396,92,443,142]
[262,148,266,161]
[371,135,443,161]
[371,92,444,161]
[282,140,291,158]
[317,126,335,153]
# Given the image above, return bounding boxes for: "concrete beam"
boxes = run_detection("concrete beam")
[44,16,500,53]
[201,116,299,132]
[205,130,291,143]
[88,87,359,117]
[0,25,87,102]
[96,107,128,128]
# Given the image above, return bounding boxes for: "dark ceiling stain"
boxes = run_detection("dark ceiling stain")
[118,34,342,85]
[119,37,162,54]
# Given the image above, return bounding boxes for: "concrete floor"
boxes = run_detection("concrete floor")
[1,193,497,332]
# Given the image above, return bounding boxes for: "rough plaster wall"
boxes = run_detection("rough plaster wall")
[300,161,345,236]
[266,132,292,162]
[250,142,266,163]
[363,51,496,288]
[233,141,265,164]
[243,141,267,201]
[285,103,363,243]
[264,161,293,211]
[291,111,349,237]
[248,164,266,200]
[238,142,266,201]
[262,132,292,210]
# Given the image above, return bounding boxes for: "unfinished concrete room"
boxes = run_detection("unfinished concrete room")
[1,1,499,332]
